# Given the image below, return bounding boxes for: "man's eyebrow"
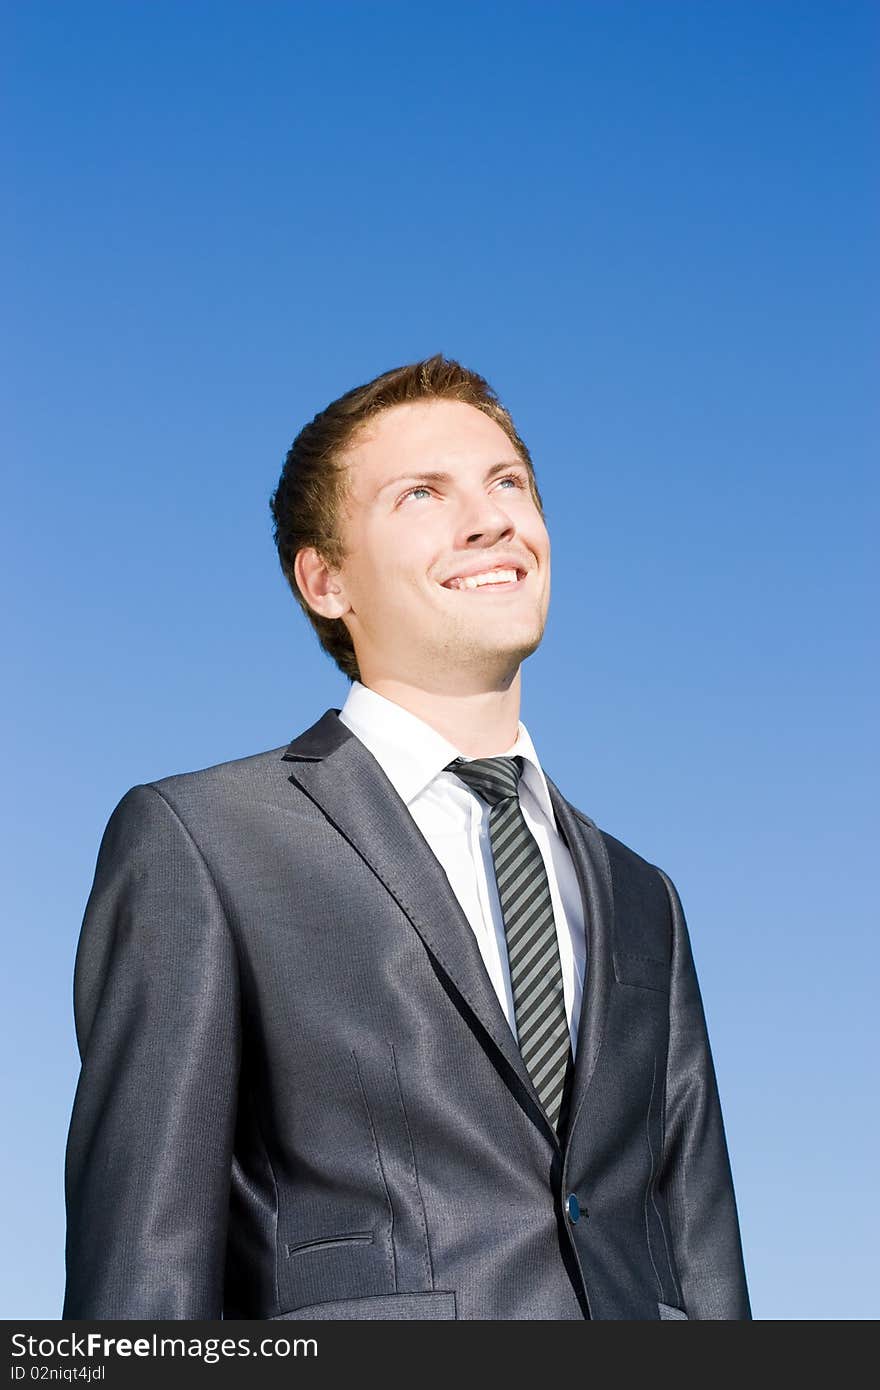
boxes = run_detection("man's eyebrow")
[374,459,527,500]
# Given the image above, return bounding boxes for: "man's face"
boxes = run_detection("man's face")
[329,399,551,690]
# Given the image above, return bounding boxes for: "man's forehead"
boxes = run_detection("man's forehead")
[342,400,515,479]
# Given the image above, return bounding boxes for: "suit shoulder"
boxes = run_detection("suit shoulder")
[549,776,671,886]
[597,826,666,881]
[555,780,673,906]
[600,825,678,908]
[143,743,294,814]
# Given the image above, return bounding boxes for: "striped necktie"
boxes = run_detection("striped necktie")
[445,754,574,1137]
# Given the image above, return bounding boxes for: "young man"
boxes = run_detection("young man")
[63,355,750,1320]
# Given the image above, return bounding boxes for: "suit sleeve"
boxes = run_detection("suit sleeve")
[655,867,751,1320]
[63,784,241,1319]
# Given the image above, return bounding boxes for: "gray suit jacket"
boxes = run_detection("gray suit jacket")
[63,709,750,1320]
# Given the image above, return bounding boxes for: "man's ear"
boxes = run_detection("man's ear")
[294,547,350,620]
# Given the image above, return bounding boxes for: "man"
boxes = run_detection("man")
[63,355,750,1320]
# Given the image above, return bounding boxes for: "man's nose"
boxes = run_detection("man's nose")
[454,489,515,546]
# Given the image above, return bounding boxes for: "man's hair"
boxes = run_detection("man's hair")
[269,353,544,683]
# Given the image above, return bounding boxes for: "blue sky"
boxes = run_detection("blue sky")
[3,0,877,1319]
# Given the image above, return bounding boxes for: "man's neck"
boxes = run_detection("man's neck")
[358,672,523,758]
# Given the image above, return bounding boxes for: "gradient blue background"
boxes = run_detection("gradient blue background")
[3,0,877,1320]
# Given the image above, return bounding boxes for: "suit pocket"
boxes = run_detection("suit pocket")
[270,1291,457,1321]
[285,1232,374,1258]
[658,1301,689,1320]
[614,951,670,993]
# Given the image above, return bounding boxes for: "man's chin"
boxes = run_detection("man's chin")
[443,627,545,671]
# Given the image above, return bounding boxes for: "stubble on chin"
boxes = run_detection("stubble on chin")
[427,611,546,680]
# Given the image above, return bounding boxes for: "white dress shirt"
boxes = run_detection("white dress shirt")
[338,681,588,1057]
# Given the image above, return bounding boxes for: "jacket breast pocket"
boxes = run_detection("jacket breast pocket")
[614,951,670,993]
[270,1291,457,1320]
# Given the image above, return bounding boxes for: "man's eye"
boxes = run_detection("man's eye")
[399,475,525,504]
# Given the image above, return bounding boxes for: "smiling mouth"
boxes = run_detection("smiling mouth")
[440,566,528,593]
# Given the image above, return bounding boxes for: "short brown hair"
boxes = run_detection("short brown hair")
[269,353,544,683]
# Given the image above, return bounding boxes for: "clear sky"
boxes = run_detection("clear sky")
[3,0,877,1320]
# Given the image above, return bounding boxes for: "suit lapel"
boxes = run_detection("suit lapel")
[281,710,615,1153]
[544,777,615,1152]
[281,710,542,1122]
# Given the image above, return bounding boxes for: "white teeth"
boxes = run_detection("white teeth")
[449,567,520,590]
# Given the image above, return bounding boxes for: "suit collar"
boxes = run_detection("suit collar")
[282,707,348,761]
[333,680,558,824]
[337,682,462,805]
[283,709,613,1155]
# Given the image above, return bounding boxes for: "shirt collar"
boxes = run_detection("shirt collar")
[337,680,556,824]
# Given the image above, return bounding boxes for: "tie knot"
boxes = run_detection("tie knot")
[445,754,523,807]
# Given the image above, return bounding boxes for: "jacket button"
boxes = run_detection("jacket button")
[566,1193,580,1223]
